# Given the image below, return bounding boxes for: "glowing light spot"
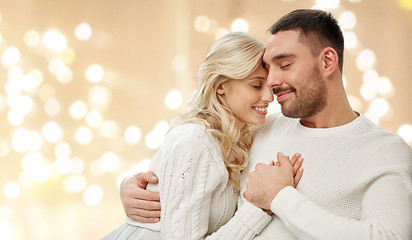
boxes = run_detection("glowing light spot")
[145,122,169,150]
[363,69,379,84]
[2,46,20,68]
[368,98,390,118]
[171,55,187,72]
[12,128,30,152]
[231,18,249,32]
[21,74,38,93]
[339,11,356,29]
[0,140,10,157]
[70,157,85,174]
[399,0,412,9]
[27,131,43,151]
[60,48,76,65]
[43,30,67,52]
[38,84,55,101]
[5,81,20,99]
[0,95,6,111]
[398,124,412,143]
[86,110,103,128]
[100,152,120,172]
[56,66,73,84]
[99,121,119,139]
[42,121,63,143]
[90,160,105,176]
[316,0,340,8]
[83,185,103,206]
[55,157,72,174]
[28,68,44,87]
[360,82,377,101]
[48,58,65,75]
[343,31,358,49]
[124,125,141,144]
[194,15,211,32]
[13,95,34,115]
[7,110,24,126]
[215,28,230,40]
[129,158,151,174]
[75,23,92,41]
[0,217,10,240]
[376,76,393,96]
[155,121,170,134]
[24,30,41,47]
[44,98,61,117]
[75,126,93,145]
[3,182,20,200]
[165,89,182,110]
[54,142,72,158]
[63,175,87,193]
[145,131,163,150]
[89,86,110,109]
[116,158,151,188]
[21,152,50,183]
[69,100,89,120]
[356,49,376,71]
[347,95,362,112]
[7,66,23,81]
[19,172,35,189]
[86,64,104,83]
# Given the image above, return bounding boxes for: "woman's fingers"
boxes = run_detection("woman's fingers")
[292,155,304,176]
[294,167,304,187]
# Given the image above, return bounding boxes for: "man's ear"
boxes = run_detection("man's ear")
[216,83,225,95]
[320,47,339,77]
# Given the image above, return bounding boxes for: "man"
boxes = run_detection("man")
[120,9,412,239]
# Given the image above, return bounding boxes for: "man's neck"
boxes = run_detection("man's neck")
[299,103,358,128]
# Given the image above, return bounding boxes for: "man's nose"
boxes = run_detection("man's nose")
[266,69,283,89]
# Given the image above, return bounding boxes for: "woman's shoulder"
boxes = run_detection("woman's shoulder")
[166,123,216,149]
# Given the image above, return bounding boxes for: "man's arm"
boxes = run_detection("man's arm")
[120,172,161,223]
[244,147,412,240]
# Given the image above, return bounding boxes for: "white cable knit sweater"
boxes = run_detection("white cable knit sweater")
[127,123,270,239]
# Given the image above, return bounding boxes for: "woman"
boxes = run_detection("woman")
[102,32,303,239]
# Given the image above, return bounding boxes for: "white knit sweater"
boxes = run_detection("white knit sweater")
[127,123,270,239]
[238,113,412,240]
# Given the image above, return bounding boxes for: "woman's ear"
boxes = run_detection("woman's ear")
[216,83,225,95]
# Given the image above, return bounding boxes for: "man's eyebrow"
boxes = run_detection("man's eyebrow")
[272,53,295,61]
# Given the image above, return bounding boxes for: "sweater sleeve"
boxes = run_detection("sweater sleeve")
[158,125,271,240]
[270,142,412,240]
[205,200,272,240]
[159,129,219,240]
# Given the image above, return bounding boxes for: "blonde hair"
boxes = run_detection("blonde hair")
[175,32,265,191]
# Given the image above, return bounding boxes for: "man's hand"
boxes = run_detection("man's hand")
[243,152,303,210]
[120,171,161,223]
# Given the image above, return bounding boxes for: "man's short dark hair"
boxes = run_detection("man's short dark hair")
[268,9,344,72]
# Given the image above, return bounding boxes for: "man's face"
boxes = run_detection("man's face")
[262,30,327,118]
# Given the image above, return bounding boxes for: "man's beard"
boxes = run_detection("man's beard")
[275,66,327,119]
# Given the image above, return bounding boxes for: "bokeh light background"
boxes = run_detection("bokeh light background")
[0,0,412,239]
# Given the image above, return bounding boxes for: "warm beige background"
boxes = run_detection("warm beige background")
[0,0,411,239]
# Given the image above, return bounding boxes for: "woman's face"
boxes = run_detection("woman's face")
[217,64,273,126]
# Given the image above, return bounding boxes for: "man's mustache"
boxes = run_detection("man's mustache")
[272,87,296,95]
